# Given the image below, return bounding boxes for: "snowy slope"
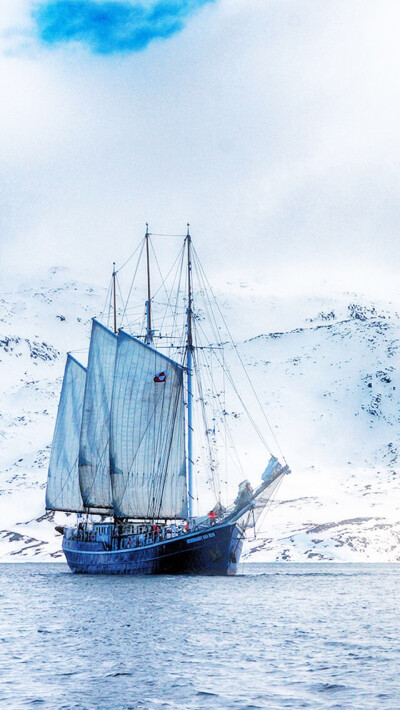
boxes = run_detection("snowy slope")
[0,269,400,561]
[237,298,400,562]
[0,268,104,560]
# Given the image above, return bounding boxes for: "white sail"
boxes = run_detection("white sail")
[79,319,117,509]
[46,355,87,512]
[110,331,187,519]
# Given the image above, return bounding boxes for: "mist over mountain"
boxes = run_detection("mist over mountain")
[1,269,399,562]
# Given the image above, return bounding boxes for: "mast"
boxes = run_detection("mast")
[112,262,117,334]
[145,223,153,345]
[186,224,194,518]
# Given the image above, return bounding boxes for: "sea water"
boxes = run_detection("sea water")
[0,563,399,709]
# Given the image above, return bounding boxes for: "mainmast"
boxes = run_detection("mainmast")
[186,224,194,518]
[112,262,117,334]
[145,223,153,345]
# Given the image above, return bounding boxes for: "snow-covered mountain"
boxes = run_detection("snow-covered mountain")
[1,269,399,562]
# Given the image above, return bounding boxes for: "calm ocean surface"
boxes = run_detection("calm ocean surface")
[0,563,399,710]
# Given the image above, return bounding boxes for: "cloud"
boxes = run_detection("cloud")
[32,0,214,54]
[2,0,400,301]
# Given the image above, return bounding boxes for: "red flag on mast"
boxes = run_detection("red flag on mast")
[153,371,167,383]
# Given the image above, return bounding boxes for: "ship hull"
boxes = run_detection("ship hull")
[63,522,244,575]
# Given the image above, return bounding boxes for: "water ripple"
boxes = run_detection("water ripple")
[0,562,399,709]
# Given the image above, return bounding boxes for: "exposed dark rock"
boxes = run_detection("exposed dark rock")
[306,517,377,534]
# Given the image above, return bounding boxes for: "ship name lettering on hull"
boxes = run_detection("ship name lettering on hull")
[186,532,216,545]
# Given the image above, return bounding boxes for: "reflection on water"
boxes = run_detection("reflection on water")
[0,563,399,709]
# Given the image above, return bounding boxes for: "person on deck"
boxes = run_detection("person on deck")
[153,524,160,540]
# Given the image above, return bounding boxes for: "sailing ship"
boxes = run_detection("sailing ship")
[46,227,289,574]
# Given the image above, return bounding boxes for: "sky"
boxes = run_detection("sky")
[1,0,400,298]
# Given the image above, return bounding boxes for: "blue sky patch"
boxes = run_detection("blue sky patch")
[33,0,215,54]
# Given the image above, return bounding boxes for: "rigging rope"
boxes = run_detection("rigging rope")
[119,239,145,330]
[115,239,145,274]
[191,245,287,465]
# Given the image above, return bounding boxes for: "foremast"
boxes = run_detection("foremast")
[144,223,153,345]
[112,262,117,334]
[185,224,194,518]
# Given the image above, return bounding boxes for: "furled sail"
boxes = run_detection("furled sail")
[110,331,187,519]
[46,355,87,512]
[79,319,117,509]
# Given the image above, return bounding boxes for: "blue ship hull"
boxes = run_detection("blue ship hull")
[63,522,244,575]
